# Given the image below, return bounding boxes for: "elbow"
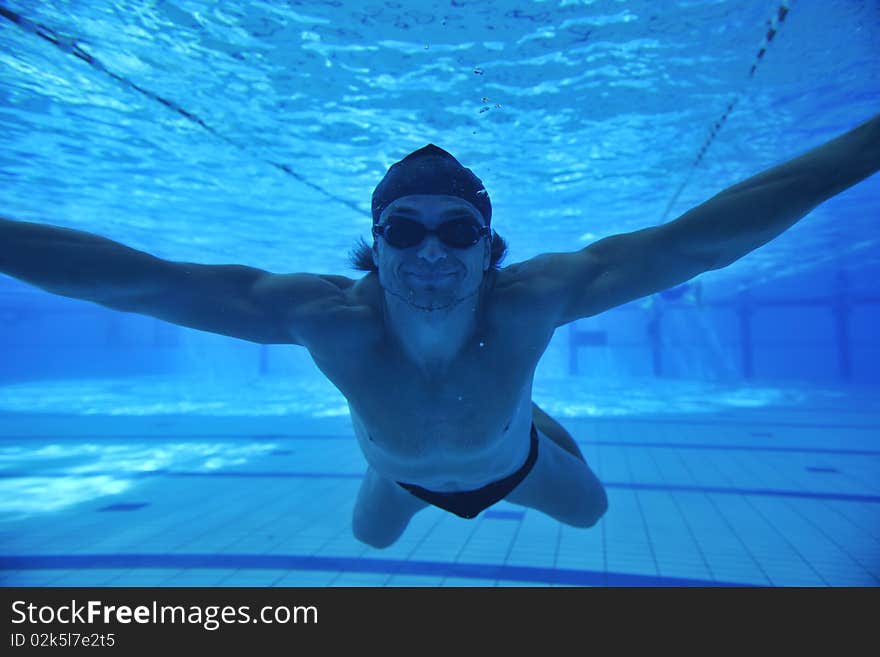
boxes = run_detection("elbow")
[708,251,735,271]
[709,240,767,271]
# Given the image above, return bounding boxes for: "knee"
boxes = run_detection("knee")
[352,510,403,549]
[353,528,398,549]
[569,486,608,529]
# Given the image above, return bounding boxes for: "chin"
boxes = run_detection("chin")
[384,271,479,311]
[409,291,459,311]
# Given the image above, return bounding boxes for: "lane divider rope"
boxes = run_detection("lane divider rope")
[660,1,791,222]
[0,5,365,216]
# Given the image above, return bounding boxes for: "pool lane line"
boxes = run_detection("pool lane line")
[0,553,760,587]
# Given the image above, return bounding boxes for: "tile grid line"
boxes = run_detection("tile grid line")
[695,445,794,585]
[672,448,772,585]
[644,445,717,582]
[723,446,880,585]
[707,448,829,586]
[622,443,661,579]
[399,510,452,587]
[782,495,880,586]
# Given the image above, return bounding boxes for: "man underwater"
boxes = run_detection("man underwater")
[1,114,878,547]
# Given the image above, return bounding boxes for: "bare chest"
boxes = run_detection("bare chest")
[298,273,557,485]
[311,324,551,479]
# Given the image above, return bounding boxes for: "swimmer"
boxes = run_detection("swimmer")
[2,114,878,547]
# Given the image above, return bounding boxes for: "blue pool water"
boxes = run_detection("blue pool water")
[1,1,878,586]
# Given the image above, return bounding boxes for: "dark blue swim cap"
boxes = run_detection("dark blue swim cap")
[371,144,491,225]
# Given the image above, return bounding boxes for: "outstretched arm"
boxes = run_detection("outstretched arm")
[0,217,353,344]
[530,113,880,325]
[666,112,880,271]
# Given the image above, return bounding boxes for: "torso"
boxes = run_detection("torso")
[291,268,558,491]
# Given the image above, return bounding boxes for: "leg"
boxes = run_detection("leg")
[352,466,428,549]
[506,425,607,528]
[531,401,585,462]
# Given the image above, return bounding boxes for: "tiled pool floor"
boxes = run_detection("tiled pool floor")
[1,406,878,587]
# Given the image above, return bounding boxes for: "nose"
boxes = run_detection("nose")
[416,234,448,263]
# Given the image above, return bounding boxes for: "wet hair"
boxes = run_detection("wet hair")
[351,143,508,272]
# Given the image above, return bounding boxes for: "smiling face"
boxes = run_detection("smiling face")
[372,194,491,311]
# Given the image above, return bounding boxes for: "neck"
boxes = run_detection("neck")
[382,280,487,372]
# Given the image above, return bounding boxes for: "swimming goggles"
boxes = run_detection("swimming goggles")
[372,217,491,249]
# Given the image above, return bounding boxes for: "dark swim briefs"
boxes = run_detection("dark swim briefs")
[397,423,540,519]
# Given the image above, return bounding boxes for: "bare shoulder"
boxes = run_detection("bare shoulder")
[491,249,604,322]
[253,271,382,349]
[251,271,359,306]
[496,250,602,293]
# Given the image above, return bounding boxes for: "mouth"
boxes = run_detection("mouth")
[405,270,458,281]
